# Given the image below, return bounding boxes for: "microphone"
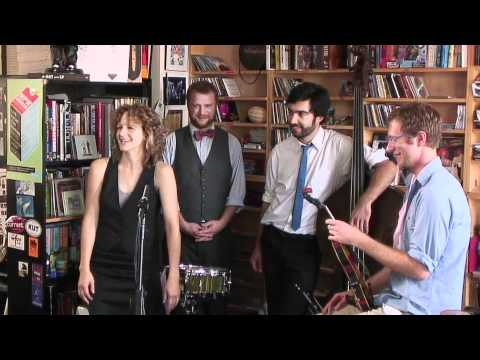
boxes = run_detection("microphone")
[138,184,150,211]
[141,184,149,202]
[294,282,323,314]
[302,187,335,220]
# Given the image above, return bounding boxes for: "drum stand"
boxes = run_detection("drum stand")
[181,295,201,315]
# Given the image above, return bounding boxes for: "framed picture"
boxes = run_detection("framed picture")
[165,45,188,72]
[73,135,98,160]
[15,180,35,196]
[62,190,85,216]
[163,76,187,106]
[16,195,34,218]
[53,177,83,217]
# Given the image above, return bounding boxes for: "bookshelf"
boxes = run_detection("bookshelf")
[189,45,480,311]
[3,75,151,314]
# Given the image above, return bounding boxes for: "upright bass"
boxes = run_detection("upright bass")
[310,46,403,310]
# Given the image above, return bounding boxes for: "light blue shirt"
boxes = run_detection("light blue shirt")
[374,157,471,315]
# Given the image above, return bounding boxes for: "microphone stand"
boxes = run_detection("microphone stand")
[134,186,149,315]
[294,283,323,315]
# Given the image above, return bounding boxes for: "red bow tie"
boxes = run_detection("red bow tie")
[194,129,215,141]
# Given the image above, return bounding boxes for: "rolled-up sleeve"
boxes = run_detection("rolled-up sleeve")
[226,134,246,207]
[364,144,388,171]
[262,148,277,204]
[407,191,449,273]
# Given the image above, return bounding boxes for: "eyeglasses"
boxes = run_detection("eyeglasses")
[287,108,313,119]
[387,134,410,144]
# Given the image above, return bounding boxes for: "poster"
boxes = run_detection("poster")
[76,45,129,82]
[6,79,43,183]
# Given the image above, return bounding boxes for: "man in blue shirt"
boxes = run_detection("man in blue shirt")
[323,103,471,315]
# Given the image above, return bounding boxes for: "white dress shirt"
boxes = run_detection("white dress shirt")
[261,126,388,235]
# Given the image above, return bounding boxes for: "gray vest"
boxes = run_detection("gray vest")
[173,126,232,223]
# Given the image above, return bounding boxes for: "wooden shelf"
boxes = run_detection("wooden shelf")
[271,68,467,75]
[274,69,351,75]
[46,216,83,224]
[219,96,267,101]
[246,174,265,183]
[242,149,266,154]
[442,129,465,134]
[324,125,353,130]
[46,159,95,168]
[191,71,236,77]
[217,122,266,128]
[272,124,290,128]
[273,96,353,102]
[365,97,466,104]
[372,67,467,73]
[240,70,268,75]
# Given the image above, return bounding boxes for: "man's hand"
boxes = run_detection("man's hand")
[195,220,225,242]
[350,197,372,233]
[182,221,205,239]
[326,219,365,247]
[322,290,352,315]
[250,245,263,273]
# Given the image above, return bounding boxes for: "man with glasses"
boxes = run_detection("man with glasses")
[323,103,470,315]
[250,82,397,314]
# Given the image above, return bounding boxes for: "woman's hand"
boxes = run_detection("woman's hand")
[164,269,181,315]
[78,269,95,305]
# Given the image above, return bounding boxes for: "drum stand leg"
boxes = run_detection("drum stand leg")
[182,295,201,315]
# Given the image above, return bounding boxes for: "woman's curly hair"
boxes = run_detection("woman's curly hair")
[111,104,169,167]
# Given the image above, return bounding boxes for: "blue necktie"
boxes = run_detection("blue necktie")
[292,144,311,230]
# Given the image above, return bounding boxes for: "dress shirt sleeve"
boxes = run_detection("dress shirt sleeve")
[364,144,389,170]
[406,190,449,273]
[262,146,277,204]
[226,133,246,207]
[162,132,176,166]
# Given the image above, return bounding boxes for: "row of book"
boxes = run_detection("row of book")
[475,46,480,66]
[368,74,429,99]
[46,95,148,162]
[273,77,303,97]
[191,55,234,73]
[266,45,347,71]
[271,101,289,125]
[266,45,468,71]
[46,169,87,218]
[364,104,398,128]
[46,222,81,279]
[367,45,468,69]
[190,77,241,97]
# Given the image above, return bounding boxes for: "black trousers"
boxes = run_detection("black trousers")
[173,229,232,315]
[261,225,320,315]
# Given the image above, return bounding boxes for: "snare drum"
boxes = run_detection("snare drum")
[162,264,231,297]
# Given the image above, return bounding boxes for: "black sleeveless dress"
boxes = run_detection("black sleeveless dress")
[89,158,165,314]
